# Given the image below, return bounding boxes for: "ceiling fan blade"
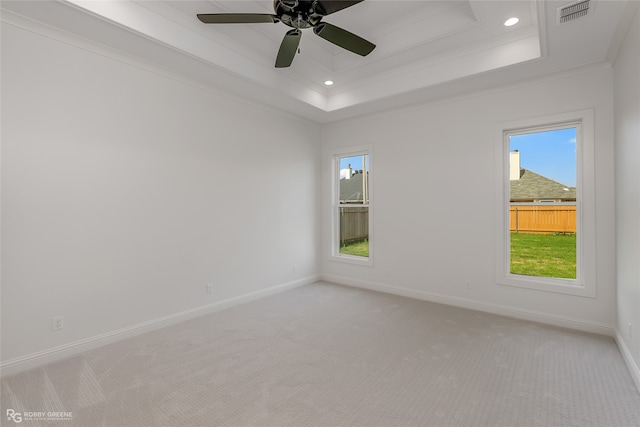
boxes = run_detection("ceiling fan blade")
[275,29,302,68]
[313,22,375,56]
[197,14,278,24]
[314,0,365,16]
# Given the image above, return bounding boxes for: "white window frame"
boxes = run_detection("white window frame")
[330,145,373,266]
[495,110,596,297]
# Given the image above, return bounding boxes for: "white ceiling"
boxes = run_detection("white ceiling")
[2,0,636,123]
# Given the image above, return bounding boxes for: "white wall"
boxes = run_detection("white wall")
[321,67,616,331]
[2,6,635,379]
[1,22,320,365]
[614,7,640,383]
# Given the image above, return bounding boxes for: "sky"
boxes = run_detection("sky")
[509,127,577,187]
[337,130,576,187]
[339,154,368,179]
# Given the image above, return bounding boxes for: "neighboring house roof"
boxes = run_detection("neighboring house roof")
[340,172,368,202]
[510,168,576,202]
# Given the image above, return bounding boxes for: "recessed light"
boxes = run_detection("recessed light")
[324,80,334,86]
[504,17,519,27]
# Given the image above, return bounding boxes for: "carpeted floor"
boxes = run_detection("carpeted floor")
[2,282,640,426]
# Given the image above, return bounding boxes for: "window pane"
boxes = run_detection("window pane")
[339,206,369,257]
[336,153,370,259]
[339,155,369,204]
[508,127,577,279]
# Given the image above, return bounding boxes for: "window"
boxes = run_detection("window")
[331,147,372,265]
[496,110,596,297]
[509,126,577,280]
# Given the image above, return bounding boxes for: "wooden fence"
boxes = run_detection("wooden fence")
[340,205,574,241]
[340,207,369,244]
[510,204,576,234]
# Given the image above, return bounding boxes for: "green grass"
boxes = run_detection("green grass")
[340,240,369,257]
[341,234,575,278]
[510,232,576,279]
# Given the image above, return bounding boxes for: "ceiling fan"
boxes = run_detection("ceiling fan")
[197,0,375,68]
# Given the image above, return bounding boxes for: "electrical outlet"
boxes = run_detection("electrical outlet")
[207,284,213,294]
[52,316,64,331]
[293,264,297,273]
[465,281,471,290]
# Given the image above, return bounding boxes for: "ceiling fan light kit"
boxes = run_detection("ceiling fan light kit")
[197,0,375,68]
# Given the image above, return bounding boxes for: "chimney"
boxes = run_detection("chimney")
[510,150,521,180]
[344,163,352,180]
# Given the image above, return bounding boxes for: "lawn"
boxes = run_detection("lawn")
[340,233,575,279]
[510,232,576,279]
[340,240,369,257]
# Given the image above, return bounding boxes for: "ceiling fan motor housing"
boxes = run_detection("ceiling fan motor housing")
[275,0,323,29]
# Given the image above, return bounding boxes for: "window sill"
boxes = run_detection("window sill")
[497,274,595,298]
[329,254,373,267]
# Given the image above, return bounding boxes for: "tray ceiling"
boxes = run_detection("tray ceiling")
[1,0,634,122]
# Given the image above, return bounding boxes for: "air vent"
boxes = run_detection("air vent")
[557,0,591,24]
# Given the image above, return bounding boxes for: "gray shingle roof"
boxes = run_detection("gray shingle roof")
[340,172,368,202]
[510,168,576,202]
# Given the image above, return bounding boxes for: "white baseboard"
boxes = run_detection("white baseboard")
[321,274,616,337]
[0,275,318,377]
[615,330,640,394]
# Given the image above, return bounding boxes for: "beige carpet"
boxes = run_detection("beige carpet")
[2,282,639,427]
